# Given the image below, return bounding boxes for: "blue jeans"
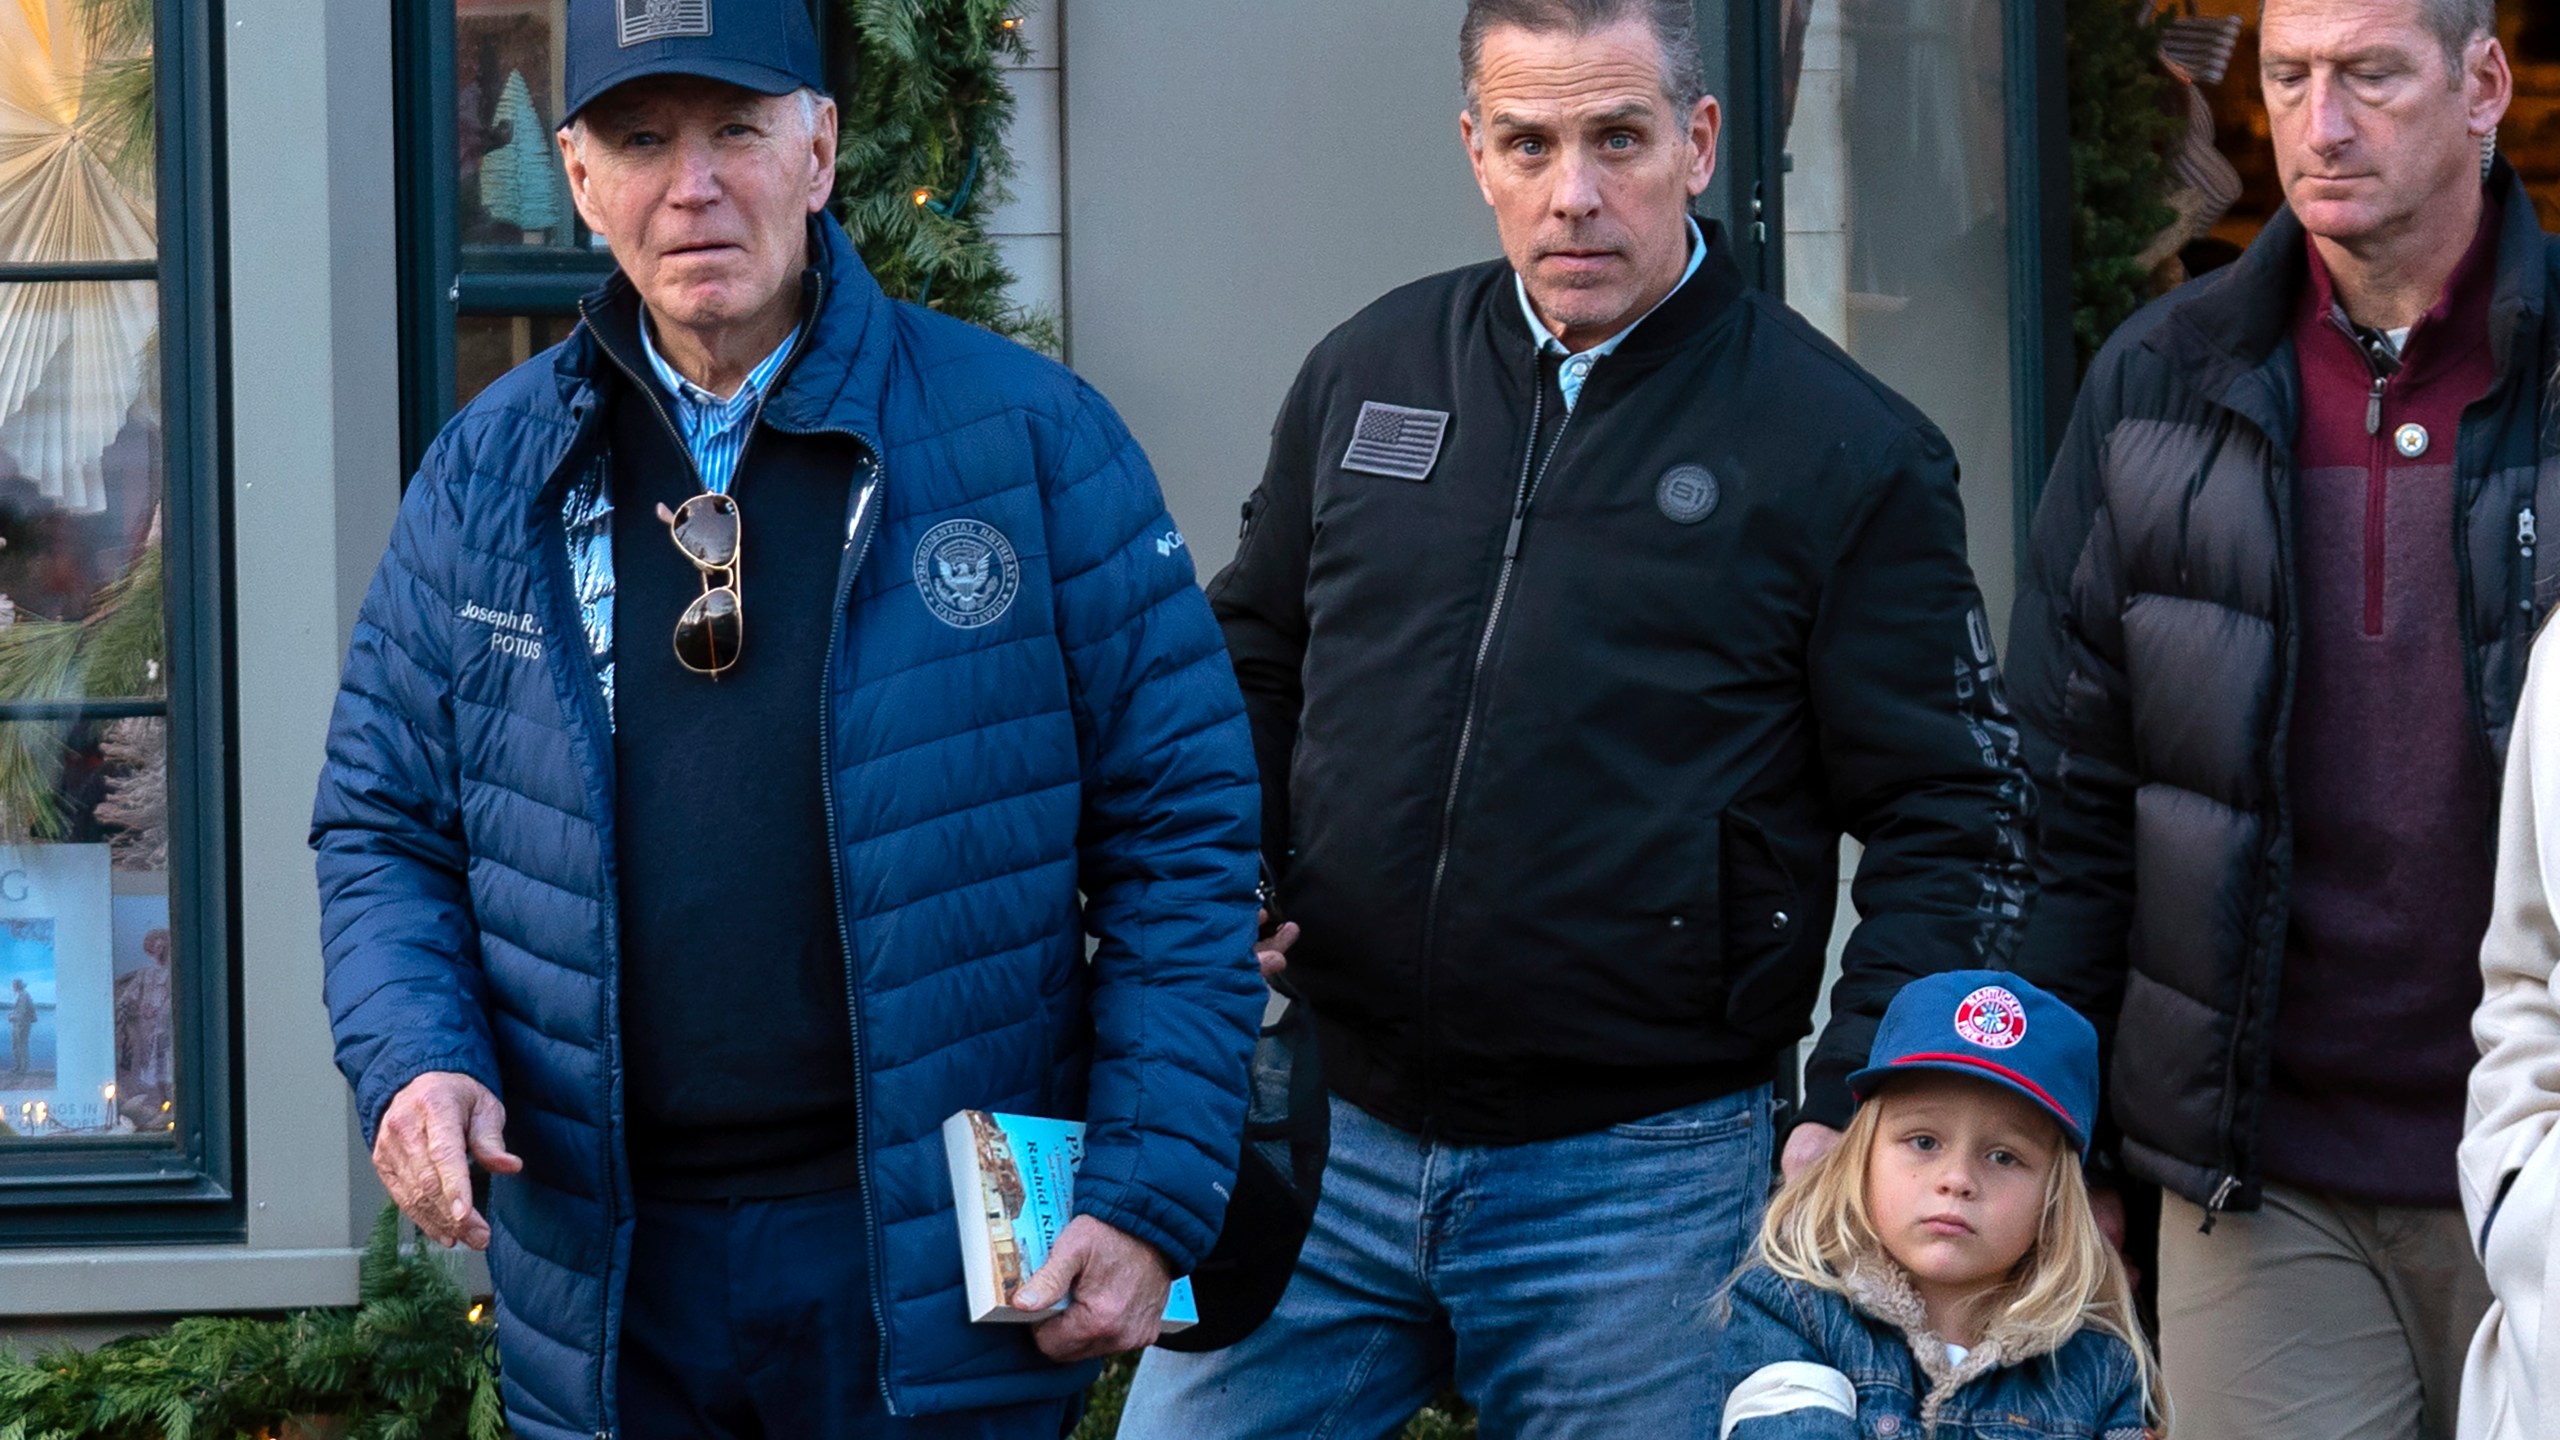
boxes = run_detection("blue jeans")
[617,1186,1074,1440]
[1119,1086,1775,1439]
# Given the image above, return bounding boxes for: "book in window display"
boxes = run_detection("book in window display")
[0,844,118,1135]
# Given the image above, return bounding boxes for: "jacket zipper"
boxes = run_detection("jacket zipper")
[2520,506,2539,631]
[1417,369,1576,1113]
[2205,388,2298,1233]
[820,450,894,1412]
[2199,1174,2240,1233]
[573,281,837,1436]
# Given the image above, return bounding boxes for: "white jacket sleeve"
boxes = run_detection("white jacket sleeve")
[2464,620,2560,1255]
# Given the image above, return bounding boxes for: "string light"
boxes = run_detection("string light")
[999,15,1021,31]
[919,150,984,219]
[468,1304,485,1324]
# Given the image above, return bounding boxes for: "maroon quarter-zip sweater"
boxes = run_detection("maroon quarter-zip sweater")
[2261,200,2502,1206]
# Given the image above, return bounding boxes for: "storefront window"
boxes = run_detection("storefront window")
[456,0,607,259]
[1779,0,2018,636]
[0,0,183,1150]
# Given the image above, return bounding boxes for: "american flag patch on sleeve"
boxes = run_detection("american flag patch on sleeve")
[1341,401,1451,482]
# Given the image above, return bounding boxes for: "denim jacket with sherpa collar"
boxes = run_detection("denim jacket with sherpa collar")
[1717,1262,2152,1440]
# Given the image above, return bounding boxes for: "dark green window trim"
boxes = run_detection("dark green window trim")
[2005,0,2074,567]
[0,0,243,1247]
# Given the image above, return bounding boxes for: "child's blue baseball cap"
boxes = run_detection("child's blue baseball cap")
[1846,970,2099,1158]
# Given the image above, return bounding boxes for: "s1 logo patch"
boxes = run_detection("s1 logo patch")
[1656,464,1720,525]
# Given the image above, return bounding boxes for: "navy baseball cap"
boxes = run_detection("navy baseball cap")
[1845,970,2099,1158]
[564,0,828,122]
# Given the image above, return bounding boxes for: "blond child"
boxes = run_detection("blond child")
[1719,971,2166,1438]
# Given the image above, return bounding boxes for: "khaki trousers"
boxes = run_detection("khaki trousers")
[2160,1180,2491,1440]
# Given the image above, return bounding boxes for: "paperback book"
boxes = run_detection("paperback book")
[943,1109,1198,1330]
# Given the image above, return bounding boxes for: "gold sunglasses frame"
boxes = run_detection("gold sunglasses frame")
[659,492,744,676]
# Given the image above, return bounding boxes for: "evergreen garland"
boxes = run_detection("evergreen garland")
[0,1206,504,1440]
[2066,0,2182,376]
[832,0,1058,351]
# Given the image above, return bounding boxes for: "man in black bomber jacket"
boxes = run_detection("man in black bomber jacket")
[1117,2,2034,1433]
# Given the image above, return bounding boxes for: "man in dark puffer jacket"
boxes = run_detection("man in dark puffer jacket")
[2006,2,2556,1434]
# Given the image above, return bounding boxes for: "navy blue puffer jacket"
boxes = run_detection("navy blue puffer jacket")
[312,216,1264,1437]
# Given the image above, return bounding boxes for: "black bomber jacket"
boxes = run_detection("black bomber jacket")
[1210,222,2037,1144]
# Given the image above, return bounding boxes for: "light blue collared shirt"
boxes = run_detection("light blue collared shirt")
[1514,216,1709,412]
[638,316,803,495]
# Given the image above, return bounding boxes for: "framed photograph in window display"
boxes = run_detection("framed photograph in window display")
[0,846,116,1136]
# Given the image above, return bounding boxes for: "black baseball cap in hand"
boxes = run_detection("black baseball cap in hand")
[565,0,828,122]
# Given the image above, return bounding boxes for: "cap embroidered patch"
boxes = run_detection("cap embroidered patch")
[1341,402,1450,482]
[619,0,713,47]
[1952,985,2027,1050]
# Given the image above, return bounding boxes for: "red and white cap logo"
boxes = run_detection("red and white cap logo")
[1953,985,2027,1050]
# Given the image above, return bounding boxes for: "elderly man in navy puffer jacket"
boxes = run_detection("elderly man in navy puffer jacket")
[308,3,1263,1437]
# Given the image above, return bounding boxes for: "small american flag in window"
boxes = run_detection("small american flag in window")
[1341,402,1451,482]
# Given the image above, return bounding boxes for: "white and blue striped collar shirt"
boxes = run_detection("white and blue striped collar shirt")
[1513,215,1709,412]
[638,314,803,495]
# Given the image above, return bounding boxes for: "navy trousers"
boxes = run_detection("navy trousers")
[618,1186,1076,1440]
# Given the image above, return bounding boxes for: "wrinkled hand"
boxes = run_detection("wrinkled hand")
[1013,1216,1173,1362]
[1256,911,1300,981]
[373,1071,521,1250]
[1782,1121,1845,1182]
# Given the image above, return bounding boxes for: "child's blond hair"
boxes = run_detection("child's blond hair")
[1755,1094,2169,1431]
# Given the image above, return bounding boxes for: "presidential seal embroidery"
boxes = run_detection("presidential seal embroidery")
[1953,985,2028,1050]
[1656,464,1719,524]
[914,519,1021,629]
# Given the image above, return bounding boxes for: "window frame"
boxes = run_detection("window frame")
[0,0,242,1245]
[1708,0,2071,551]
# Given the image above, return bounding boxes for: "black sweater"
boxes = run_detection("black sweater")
[597,320,866,1200]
